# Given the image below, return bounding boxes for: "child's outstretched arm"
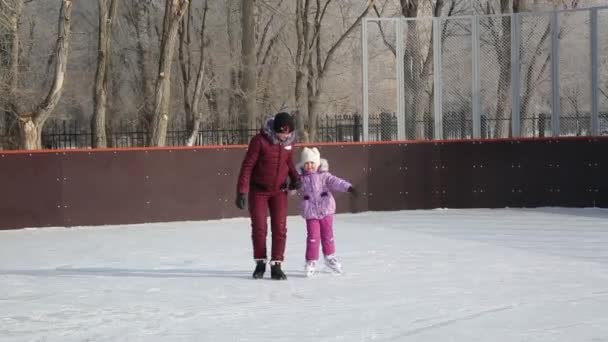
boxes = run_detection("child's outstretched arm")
[325,173,352,193]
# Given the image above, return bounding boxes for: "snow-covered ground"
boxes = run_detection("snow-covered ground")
[1,208,608,342]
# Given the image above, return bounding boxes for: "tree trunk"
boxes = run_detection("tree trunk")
[239,0,257,144]
[8,0,21,100]
[294,0,311,142]
[18,115,40,150]
[149,0,189,147]
[183,0,209,147]
[133,0,154,133]
[304,0,376,142]
[18,0,73,150]
[493,16,512,138]
[92,0,119,148]
[204,57,220,128]
[179,3,193,131]
[1,0,23,149]
[225,0,241,127]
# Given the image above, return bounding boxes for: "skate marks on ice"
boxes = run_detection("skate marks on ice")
[0,266,253,280]
[392,304,516,338]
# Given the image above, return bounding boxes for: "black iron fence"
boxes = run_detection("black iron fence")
[23,112,608,150]
[39,114,396,149]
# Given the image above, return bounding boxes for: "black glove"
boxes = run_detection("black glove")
[289,179,302,191]
[347,186,358,197]
[235,193,247,210]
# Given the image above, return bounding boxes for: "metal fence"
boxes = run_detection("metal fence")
[362,6,608,141]
[39,111,607,149]
[38,114,402,149]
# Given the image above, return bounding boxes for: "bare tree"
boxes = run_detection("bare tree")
[256,0,284,115]
[149,0,189,146]
[306,0,377,142]
[0,0,22,148]
[226,0,241,126]
[203,57,220,129]
[127,0,156,131]
[239,0,257,143]
[478,0,520,138]
[293,0,312,141]
[374,0,456,139]
[290,0,377,142]
[178,0,210,146]
[16,0,73,150]
[91,0,119,148]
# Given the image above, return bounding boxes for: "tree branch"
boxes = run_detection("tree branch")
[320,0,376,76]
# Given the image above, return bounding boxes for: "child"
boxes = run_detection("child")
[236,112,301,280]
[296,147,357,277]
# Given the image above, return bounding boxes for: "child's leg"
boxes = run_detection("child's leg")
[305,219,322,261]
[319,215,336,257]
[268,191,288,262]
[249,191,270,260]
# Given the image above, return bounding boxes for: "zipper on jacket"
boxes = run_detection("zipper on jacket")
[275,144,282,191]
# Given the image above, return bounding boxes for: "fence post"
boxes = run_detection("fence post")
[361,18,369,142]
[396,18,406,140]
[539,113,546,138]
[511,13,521,138]
[550,11,561,137]
[472,15,481,139]
[433,17,443,140]
[337,115,344,142]
[353,113,361,142]
[591,8,600,136]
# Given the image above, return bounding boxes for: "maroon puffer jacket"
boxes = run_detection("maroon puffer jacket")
[236,121,299,194]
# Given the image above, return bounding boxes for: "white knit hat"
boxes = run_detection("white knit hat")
[300,147,321,166]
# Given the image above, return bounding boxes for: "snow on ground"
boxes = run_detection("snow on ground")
[1,208,608,342]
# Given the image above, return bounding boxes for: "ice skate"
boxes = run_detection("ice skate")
[324,255,342,274]
[270,261,287,280]
[304,260,317,277]
[252,260,266,279]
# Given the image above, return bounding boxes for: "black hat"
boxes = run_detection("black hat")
[273,112,295,133]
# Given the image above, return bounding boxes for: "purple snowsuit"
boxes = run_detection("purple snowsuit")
[298,159,352,261]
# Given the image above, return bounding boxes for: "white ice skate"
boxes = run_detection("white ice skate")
[305,260,317,277]
[324,255,342,274]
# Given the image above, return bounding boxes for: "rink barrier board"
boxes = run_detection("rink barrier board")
[0,137,606,229]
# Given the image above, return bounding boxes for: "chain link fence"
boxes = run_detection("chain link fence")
[558,10,592,136]
[363,6,607,141]
[479,15,512,139]
[518,13,552,138]
[366,18,397,140]
[599,9,608,135]
[440,16,473,140]
[402,18,434,140]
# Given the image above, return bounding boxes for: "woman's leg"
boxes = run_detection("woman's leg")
[268,191,288,262]
[249,191,269,260]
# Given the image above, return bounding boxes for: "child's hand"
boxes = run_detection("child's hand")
[347,186,358,197]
